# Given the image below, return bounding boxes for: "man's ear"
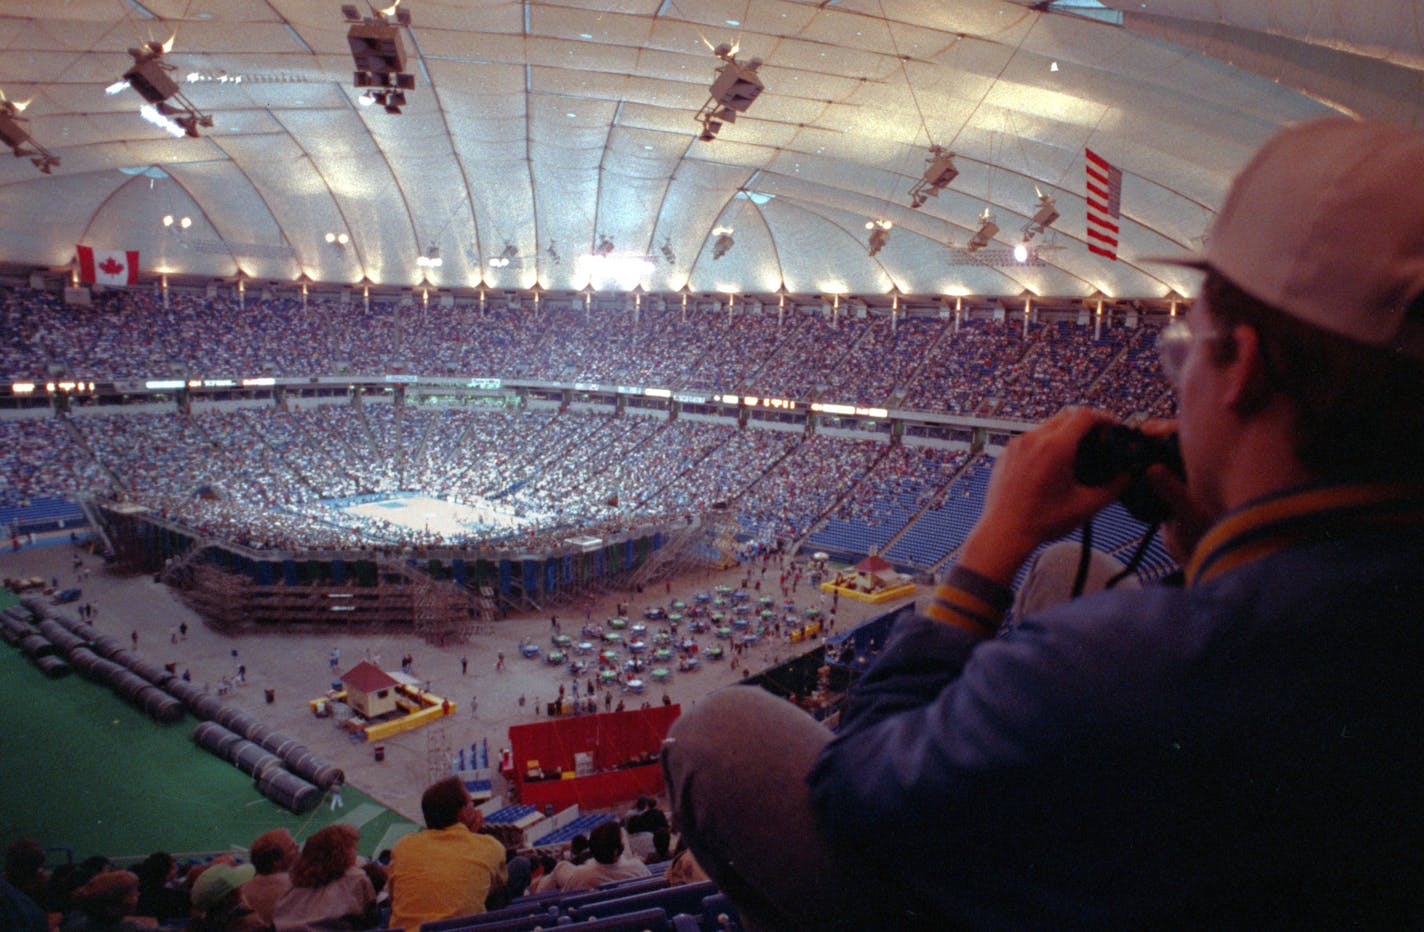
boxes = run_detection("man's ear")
[1221,323,1273,415]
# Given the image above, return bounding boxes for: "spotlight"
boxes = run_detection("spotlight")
[163,215,175,227]
[344,2,416,114]
[967,209,998,252]
[0,92,58,173]
[417,245,443,269]
[909,145,958,209]
[487,243,518,269]
[115,38,212,138]
[660,239,676,265]
[1013,242,1029,263]
[123,45,181,105]
[140,104,186,137]
[693,41,764,142]
[865,219,892,257]
[1021,188,1060,242]
[179,216,192,230]
[712,227,735,260]
[325,232,350,247]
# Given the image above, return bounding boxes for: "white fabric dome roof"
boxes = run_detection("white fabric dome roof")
[0,0,1419,301]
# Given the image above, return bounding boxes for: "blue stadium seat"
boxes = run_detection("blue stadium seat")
[701,893,742,931]
[554,907,668,931]
[556,876,669,911]
[420,901,559,931]
[565,881,718,924]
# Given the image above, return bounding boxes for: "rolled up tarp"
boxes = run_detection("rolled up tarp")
[214,705,254,733]
[164,678,208,710]
[110,669,151,703]
[1,618,32,645]
[229,741,283,780]
[18,633,55,659]
[88,635,125,660]
[279,745,344,791]
[33,654,72,678]
[188,693,228,722]
[66,621,101,643]
[257,768,320,814]
[108,649,171,686]
[192,721,246,760]
[37,619,87,654]
[135,684,184,723]
[240,720,277,749]
[67,646,106,678]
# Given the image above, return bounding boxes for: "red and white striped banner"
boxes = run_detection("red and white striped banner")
[1085,149,1122,260]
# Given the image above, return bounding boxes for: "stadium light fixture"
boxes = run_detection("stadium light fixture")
[909,145,958,209]
[1021,187,1060,242]
[694,42,764,142]
[0,90,60,173]
[865,219,892,257]
[968,208,998,252]
[115,38,214,138]
[343,1,416,114]
[711,226,735,260]
[487,244,517,269]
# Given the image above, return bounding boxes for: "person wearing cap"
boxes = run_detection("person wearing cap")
[189,863,263,932]
[662,117,1424,930]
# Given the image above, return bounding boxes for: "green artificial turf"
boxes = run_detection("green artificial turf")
[0,636,416,862]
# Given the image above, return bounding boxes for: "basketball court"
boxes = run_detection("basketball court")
[340,494,551,539]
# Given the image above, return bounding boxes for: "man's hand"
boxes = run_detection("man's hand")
[461,799,484,832]
[957,407,1130,584]
[1139,419,1215,563]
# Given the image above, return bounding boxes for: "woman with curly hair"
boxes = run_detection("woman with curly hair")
[272,825,378,931]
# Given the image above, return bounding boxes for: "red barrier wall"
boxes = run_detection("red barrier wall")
[510,705,679,811]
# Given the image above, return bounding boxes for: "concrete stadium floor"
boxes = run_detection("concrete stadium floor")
[1,541,917,824]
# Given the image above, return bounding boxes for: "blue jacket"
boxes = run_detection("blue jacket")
[809,483,1424,929]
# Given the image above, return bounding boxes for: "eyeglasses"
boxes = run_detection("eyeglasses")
[1156,319,1229,389]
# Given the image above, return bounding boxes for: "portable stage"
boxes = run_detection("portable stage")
[508,705,679,811]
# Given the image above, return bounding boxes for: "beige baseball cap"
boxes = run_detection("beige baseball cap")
[1156,117,1424,361]
[191,862,256,913]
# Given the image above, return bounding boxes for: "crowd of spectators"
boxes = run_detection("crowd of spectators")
[733,435,885,544]
[0,285,1174,418]
[1,282,1182,561]
[2,780,693,932]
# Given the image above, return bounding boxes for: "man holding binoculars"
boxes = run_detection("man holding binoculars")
[663,118,1424,930]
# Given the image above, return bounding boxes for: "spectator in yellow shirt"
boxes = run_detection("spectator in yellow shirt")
[387,777,507,931]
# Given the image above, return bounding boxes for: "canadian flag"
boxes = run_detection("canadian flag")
[76,245,140,286]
